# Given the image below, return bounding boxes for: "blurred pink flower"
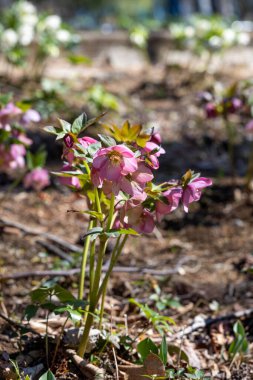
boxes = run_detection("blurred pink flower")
[156,187,183,221]
[91,145,137,187]
[245,120,253,132]
[142,141,165,169]
[120,202,155,234]
[0,103,22,129]
[21,109,41,125]
[59,164,81,189]
[205,103,218,119]
[182,177,212,212]
[150,132,162,145]
[24,168,50,191]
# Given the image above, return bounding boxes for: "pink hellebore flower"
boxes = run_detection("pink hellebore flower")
[120,202,155,234]
[245,120,253,133]
[7,144,26,171]
[120,162,153,200]
[91,145,137,188]
[59,164,81,189]
[205,103,218,119]
[142,141,165,169]
[63,136,98,164]
[24,168,50,191]
[156,187,183,221]
[182,177,212,212]
[0,103,22,129]
[150,132,162,145]
[21,109,41,125]
[228,98,242,113]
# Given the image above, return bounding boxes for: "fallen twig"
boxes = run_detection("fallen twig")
[0,217,82,253]
[174,308,253,339]
[0,257,193,281]
[36,240,74,263]
[66,349,105,379]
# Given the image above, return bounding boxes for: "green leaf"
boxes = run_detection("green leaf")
[31,287,52,303]
[137,338,158,362]
[53,284,76,303]
[105,228,139,238]
[24,305,38,321]
[58,119,71,133]
[39,370,56,380]
[43,126,58,135]
[82,227,103,239]
[83,211,104,222]
[71,113,87,134]
[87,142,102,156]
[159,335,168,366]
[98,134,116,147]
[56,131,67,140]
[68,54,92,65]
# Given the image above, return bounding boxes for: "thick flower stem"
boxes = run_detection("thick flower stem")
[77,310,94,357]
[78,219,93,300]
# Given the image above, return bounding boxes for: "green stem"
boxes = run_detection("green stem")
[78,219,93,300]
[94,188,102,214]
[97,236,127,303]
[77,310,94,357]
[98,235,121,329]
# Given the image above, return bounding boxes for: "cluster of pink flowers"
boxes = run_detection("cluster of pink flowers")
[58,118,212,234]
[0,101,50,190]
[199,92,243,119]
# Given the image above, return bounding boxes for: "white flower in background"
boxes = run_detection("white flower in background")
[209,35,222,48]
[237,32,251,46]
[15,1,36,15]
[56,29,71,43]
[44,15,62,30]
[21,13,38,27]
[18,25,34,46]
[1,29,18,48]
[223,29,236,45]
[47,45,60,57]
[184,26,195,38]
[195,19,210,34]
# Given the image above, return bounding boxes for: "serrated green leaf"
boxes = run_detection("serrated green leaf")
[71,113,87,134]
[56,131,67,140]
[58,119,71,132]
[83,211,104,221]
[98,134,116,147]
[53,284,76,302]
[43,126,58,135]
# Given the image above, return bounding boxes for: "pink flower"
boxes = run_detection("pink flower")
[245,120,253,133]
[228,97,242,113]
[150,132,162,145]
[182,177,212,212]
[91,145,137,188]
[142,141,165,169]
[0,103,22,129]
[156,187,183,221]
[21,109,41,125]
[59,164,81,189]
[119,202,155,234]
[120,163,153,200]
[24,168,50,191]
[205,103,218,119]
[63,136,98,164]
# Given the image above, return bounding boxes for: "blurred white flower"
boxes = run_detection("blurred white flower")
[223,29,236,45]
[209,35,222,48]
[21,13,38,27]
[56,29,71,43]
[44,15,61,30]
[237,32,251,46]
[16,1,36,15]
[184,26,195,38]
[18,25,34,46]
[1,29,18,48]
[47,45,60,57]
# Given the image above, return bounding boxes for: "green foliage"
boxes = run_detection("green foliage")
[39,370,56,380]
[149,284,182,311]
[229,321,249,359]
[26,147,47,170]
[129,298,175,334]
[87,84,119,113]
[25,284,88,324]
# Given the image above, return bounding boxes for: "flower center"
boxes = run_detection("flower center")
[108,151,122,166]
